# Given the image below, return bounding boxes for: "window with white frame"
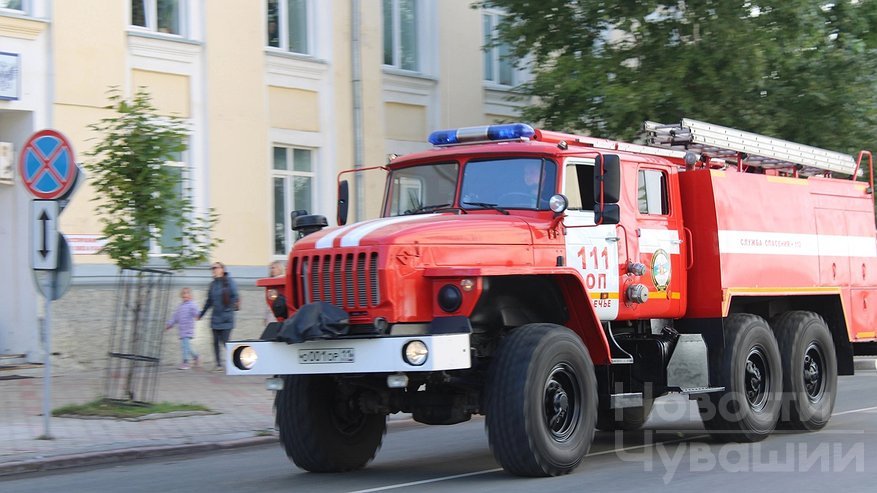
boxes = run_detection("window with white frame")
[152,151,187,254]
[131,0,185,36]
[0,1,25,13]
[383,0,419,71]
[273,146,315,255]
[266,0,310,55]
[483,11,515,86]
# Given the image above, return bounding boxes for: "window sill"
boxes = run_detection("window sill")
[265,49,327,65]
[483,81,523,92]
[381,66,437,82]
[127,29,201,46]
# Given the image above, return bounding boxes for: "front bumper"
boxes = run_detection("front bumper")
[224,333,471,375]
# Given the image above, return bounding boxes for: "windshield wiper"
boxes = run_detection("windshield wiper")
[462,201,509,215]
[402,203,452,215]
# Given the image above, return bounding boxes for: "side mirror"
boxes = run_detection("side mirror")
[594,203,620,225]
[337,180,349,226]
[593,154,621,204]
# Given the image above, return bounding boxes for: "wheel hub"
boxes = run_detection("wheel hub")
[803,342,825,402]
[543,364,580,441]
[744,346,770,411]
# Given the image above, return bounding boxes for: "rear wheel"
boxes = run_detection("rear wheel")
[772,311,837,431]
[275,375,386,472]
[698,313,782,442]
[485,323,597,477]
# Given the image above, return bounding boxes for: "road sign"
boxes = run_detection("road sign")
[32,200,59,270]
[18,129,77,200]
[33,235,72,301]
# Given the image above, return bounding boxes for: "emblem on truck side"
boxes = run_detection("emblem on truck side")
[651,248,671,291]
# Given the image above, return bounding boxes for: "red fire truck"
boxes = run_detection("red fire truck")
[229,119,875,477]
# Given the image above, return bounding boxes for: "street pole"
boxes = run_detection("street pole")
[39,273,54,440]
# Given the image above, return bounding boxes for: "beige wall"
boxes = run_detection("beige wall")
[268,87,319,131]
[132,70,191,117]
[53,0,126,106]
[438,1,485,128]
[53,1,126,264]
[204,1,270,265]
[385,102,427,142]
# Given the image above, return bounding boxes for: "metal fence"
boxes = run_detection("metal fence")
[103,267,173,404]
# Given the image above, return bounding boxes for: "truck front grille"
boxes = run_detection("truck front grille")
[291,251,380,309]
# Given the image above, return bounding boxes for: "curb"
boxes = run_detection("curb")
[0,435,279,478]
[0,416,417,478]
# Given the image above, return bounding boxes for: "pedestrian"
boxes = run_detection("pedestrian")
[264,260,286,326]
[165,287,200,370]
[198,261,239,371]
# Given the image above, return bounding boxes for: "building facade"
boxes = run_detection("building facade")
[0,0,528,367]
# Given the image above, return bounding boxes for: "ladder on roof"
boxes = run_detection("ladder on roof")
[643,118,859,177]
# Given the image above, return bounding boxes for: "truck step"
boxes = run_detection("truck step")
[673,386,725,397]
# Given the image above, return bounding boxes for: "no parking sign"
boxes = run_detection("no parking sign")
[18,129,78,200]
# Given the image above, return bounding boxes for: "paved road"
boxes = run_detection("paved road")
[3,366,876,493]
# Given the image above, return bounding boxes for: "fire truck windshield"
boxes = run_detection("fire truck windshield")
[387,162,459,216]
[385,158,558,216]
[461,158,557,210]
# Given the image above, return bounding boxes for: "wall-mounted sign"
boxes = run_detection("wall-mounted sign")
[0,52,19,101]
[66,234,106,255]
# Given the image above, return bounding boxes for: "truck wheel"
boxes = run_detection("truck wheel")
[275,375,386,472]
[596,398,654,431]
[772,311,837,431]
[485,323,597,477]
[699,313,782,443]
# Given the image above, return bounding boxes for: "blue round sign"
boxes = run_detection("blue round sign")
[18,129,77,200]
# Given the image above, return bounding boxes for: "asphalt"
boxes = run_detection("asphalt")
[2,357,875,478]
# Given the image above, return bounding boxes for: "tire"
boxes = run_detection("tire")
[596,398,654,431]
[485,323,597,477]
[772,311,837,431]
[698,313,782,443]
[275,375,386,472]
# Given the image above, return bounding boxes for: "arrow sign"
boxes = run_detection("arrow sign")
[32,201,59,270]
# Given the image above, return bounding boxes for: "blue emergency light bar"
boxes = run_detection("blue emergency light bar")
[427,123,536,146]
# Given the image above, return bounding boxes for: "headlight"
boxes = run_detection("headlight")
[233,345,258,370]
[403,340,428,366]
[549,194,569,213]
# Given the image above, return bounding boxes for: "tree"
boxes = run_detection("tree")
[85,88,220,270]
[478,0,877,156]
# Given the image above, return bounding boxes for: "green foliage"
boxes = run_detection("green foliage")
[85,88,221,270]
[478,0,877,155]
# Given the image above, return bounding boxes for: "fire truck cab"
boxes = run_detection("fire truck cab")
[232,120,875,477]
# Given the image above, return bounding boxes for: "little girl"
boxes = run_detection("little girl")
[166,287,201,370]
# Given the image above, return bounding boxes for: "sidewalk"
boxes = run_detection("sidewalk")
[0,364,280,476]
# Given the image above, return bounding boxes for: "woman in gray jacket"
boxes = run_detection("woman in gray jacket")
[199,262,239,370]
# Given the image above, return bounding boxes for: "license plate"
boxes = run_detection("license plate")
[298,348,355,364]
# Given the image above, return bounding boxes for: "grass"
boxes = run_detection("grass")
[52,398,211,418]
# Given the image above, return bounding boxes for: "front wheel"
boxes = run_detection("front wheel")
[275,375,386,472]
[698,313,783,443]
[485,324,597,477]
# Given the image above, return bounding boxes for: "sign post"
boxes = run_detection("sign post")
[18,129,80,440]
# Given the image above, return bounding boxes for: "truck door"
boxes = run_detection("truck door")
[562,158,621,321]
[629,164,686,319]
